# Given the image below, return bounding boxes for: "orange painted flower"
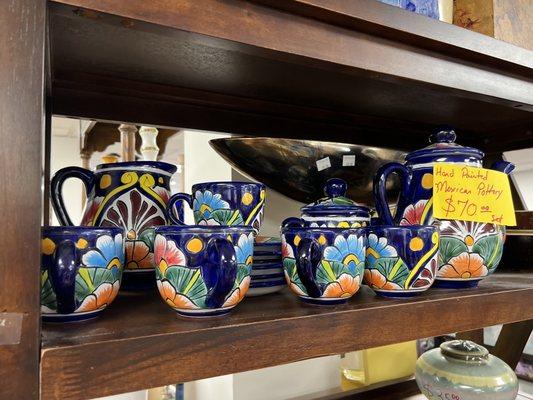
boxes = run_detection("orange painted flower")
[156,280,198,310]
[223,276,251,307]
[125,240,154,269]
[364,269,402,290]
[77,281,120,312]
[284,270,305,296]
[400,200,427,226]
[438,252,488,279]
[154,234,187,275]
[323,274,360,298]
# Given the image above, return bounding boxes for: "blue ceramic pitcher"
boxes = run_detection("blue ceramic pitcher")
[373,128,514,288]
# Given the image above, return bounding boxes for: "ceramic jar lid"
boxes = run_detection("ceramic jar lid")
[440,340,489,363]
[405,127,484,164]
[300,178,370,217]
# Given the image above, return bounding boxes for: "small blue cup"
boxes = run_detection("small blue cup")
[153,225,254,317]
[41,226,125,322]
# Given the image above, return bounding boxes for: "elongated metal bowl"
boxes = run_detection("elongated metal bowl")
[209,137,406,205]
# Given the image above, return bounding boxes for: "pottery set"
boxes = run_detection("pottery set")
[415,340,518,400]
[248,237,286,297]
[374,128,514,288]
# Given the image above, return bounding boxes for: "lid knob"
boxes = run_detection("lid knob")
[324,178,347,198]
[440,340,489,363]
[429,126,457,144]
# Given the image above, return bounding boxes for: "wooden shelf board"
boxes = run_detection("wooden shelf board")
[41,273,533,400]
[48,0,533,152]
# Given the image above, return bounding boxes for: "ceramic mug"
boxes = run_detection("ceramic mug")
[41,226,124,322]
[281,227,365,304]
[153,225,254,317]
[166,181,266,234]
[364,225,439,297]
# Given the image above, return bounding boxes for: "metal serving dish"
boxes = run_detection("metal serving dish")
[209,137,406,205]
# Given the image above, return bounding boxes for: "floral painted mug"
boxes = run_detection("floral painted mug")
[166,181,266,235]
[153,225,254,317]
[281,227,365,305]
[364,225,439,297]
[41,226,124,322]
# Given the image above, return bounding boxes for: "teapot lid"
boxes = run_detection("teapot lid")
[440,340,489,363]
[301,178,370,217]
[406,127,484,163]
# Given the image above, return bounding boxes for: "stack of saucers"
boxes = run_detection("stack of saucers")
[247,236,286,296]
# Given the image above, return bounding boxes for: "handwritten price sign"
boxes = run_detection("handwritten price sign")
[433,163,516,226]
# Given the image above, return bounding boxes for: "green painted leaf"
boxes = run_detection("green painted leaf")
[138,228,156,251]
[439,237,468,265]
[316,260,353,285]
[75,267,116,304]
[233,263,251,289]
[282,257,307,294]
[165,265,207,305]
[374,257,410,286]
[473,235,503,270]
[205,209,244,226]
[40,271,56,310]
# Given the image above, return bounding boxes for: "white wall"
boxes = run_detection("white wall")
[504,148,533,210]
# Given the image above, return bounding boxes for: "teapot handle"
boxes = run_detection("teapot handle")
[51,167,96,226]
[373,162,411,226]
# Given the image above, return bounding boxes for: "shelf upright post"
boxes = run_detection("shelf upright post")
[0,0,46,398]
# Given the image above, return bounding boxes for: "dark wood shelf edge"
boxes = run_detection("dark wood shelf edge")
[40,275,533,400]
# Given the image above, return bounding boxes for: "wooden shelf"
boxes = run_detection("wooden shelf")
[48,0,533,153]
[41,273,533,400]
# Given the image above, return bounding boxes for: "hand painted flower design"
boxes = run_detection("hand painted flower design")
[400,199,428,226]
[364,269,403,290]
[81,196,103,226]
[323,274,360,298]
[438,252,488,279]
[154,234,187,275]
[125,240,154,269]
[156,280,198,310]
[222,276,251,307]
[76,281,120,312]
[323,234,365,274]
[82,234,124,272]
[235,233,254,266]
[365,234,397,267]
[153,186,171,205]
[193,190,230,220]
[281,238,294,259]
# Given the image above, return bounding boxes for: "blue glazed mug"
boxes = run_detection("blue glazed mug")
[41,226,125,322]
[281,227,365,305]
[153,225,254,317]
[167,181,266,235]
[364,225,439,297]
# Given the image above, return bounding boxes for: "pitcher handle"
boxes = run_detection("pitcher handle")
[166,193,191,225]
[51,166,96,226]
[296,238,323,298]
[48,240,80,315]
[203,237,238,309]
[373,162,411,226]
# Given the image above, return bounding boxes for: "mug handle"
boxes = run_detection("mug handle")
[373,162,411,226]
[296,238,323,298]
[166,193,192,225]
[203,238,238,309]
[48,240,80,315]
[281,217,305,228]
[51,166,96,226]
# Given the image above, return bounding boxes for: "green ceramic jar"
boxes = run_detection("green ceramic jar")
[415,340,518,400]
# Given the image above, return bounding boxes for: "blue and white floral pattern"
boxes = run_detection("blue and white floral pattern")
[365,233,398,267]
[193,190,230,221]
[324,234,365,275]
[235,232,254,266]
[82,233,124,273]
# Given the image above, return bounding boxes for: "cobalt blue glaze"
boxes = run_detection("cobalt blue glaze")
[373,127,514,289]
[249,279,287,288]
[281,227,365,304]
[50,161,181,292]
[154,225,254,317]
[41,226,125,322]
[251,273,285,280]
[167,181,266,235]
[364,225,439,297]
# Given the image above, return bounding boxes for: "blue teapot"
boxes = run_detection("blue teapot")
[373,127,514,288]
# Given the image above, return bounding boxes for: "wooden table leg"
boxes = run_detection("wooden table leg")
[492,320,533,369]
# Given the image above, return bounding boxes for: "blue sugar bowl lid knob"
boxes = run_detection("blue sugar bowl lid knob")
[324,178,347,198]
[429,126,457,144]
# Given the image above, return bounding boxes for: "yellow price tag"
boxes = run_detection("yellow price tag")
[433,163,516,226]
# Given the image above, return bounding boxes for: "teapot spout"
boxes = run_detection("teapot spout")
[491,160,515,175]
